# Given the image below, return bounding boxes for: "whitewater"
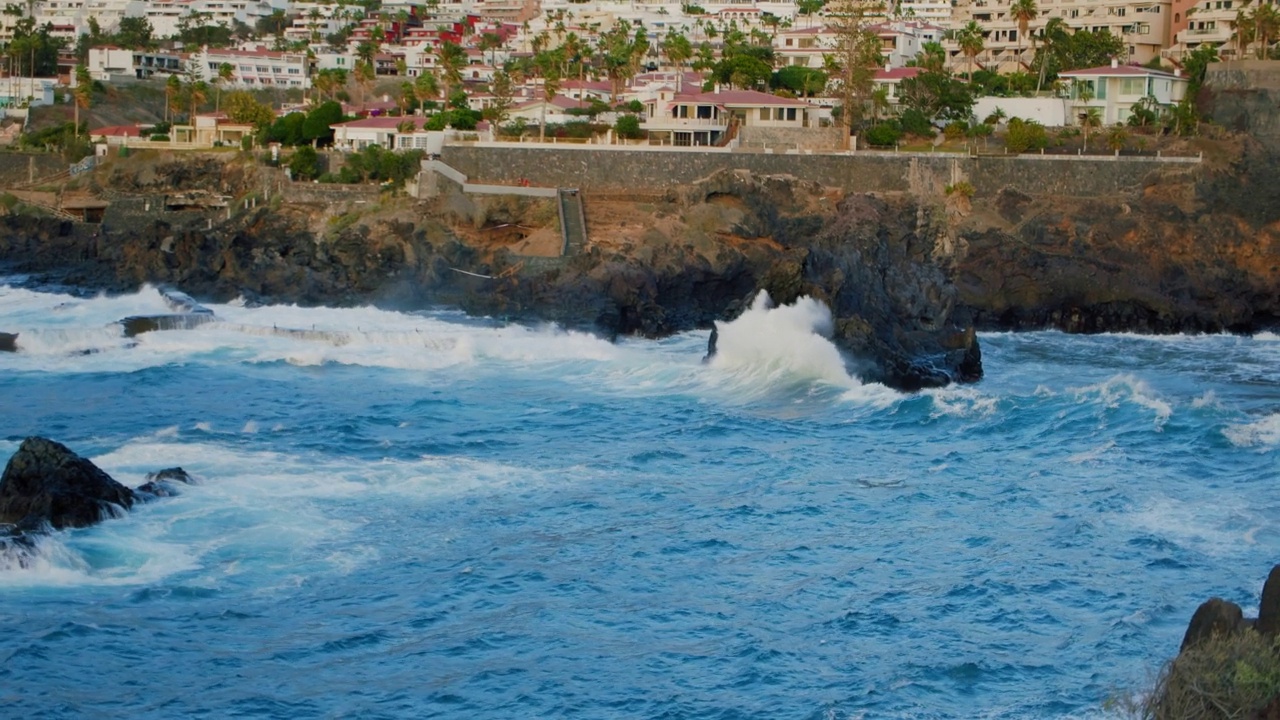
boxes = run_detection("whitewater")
[0,282,1277,719]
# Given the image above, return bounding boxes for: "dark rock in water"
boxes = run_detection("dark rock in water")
[702,325,718,363]
[147,467,195,484]
[0,437,136,530]
[1255,564,1280,636]
[136,467,196,498]
[119,313,216,337]
[1180,597,1247,652]
[0,332,15,352]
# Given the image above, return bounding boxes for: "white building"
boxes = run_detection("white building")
[1060,60,1189,125]
[191,46,311,89]
[0,77,59,108]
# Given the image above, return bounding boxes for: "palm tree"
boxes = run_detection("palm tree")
[1075,81,1098,150]
[1035,16,1067,93]
[479,31,503,67]
[414,71,439,113]
[1009,0,1037,67]
[538,58,560,143]
[188,80,208,124]
[1233,6,1257,59]
[166,74,183,123]
[72,64,91,137]
[1252,2,1280,58]
[438,40,466,100]
[215,62,233,112]
[957,20,985,81]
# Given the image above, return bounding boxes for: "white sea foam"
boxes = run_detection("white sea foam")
[1071,374,1173,430]
[705,291,900,408]
[1223,413,1280,449]
[926,386,1000,419]
[1,436,562,588]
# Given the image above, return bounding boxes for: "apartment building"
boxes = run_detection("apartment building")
[87,46,184,81]
[1164,0,1241,62]
[191,46,310,89]
[949,0,1174,71]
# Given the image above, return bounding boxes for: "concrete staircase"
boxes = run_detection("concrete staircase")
[557,188,587,255]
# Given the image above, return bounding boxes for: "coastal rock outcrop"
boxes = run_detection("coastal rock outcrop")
[0,437,136,530]
[136,467,196,498]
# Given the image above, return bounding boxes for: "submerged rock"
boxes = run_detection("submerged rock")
[136,466,196,498]
[0,437,136,530]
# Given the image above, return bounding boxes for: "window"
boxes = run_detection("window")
[786,107,797,121]
[759,108,769,120]
[1119,77,1145,95]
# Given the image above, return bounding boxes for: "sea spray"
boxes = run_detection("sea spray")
[709,291,856,389]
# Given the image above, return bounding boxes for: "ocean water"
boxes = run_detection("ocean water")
[0,282,1277,719]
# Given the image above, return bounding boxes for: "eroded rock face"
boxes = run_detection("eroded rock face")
[0,437,136,530]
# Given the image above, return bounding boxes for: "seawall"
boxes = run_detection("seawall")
[439,145,1198,199]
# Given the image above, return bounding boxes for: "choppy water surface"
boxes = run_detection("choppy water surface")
[0,283,1277,719]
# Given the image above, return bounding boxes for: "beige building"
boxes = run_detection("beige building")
[947,0,1174,72]
[1163,0,1242,63]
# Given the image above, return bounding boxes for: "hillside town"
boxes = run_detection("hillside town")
[0,0,1259,163]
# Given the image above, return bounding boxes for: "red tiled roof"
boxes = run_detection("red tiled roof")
[874,67,921,81]
[674,89,810,107]
[90,124,145,137]
[332,116,431,129]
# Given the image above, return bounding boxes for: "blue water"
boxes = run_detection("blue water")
[1,284,1277,719]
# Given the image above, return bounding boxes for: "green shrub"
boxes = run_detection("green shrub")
[288,145,320,180]
[864,123,902,147]
[899,108,933,137]
[1004,117,1048,153]
[943,121,968,140]
[1140,632,1280,720]
[944,180,974,197]
[149,134,170,142]
[615,114,643,139]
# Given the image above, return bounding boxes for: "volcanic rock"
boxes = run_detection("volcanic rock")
[136,466,196,498]
[0,437,136,530]
[1181,597,1248,652]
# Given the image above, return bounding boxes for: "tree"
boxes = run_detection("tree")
[479,31,502,66]
[166,74,183,123]
[302,100,343,146]
[1106,125,1128,152]
[353,59,375,105]
[899,66,974,122]
[115,16,153,49]
[661,30,693,71]
[288,145,320,180]
[1009,0,1037,65]
[827,0,885,140]
[187,80,209,123]
[956,20,985,81]
[485,69,514,126]
[438,40,467,99]
[414,71,440,112]
[538,58,560,142]
[214,62,234,112]
[1182,44,1219,99]
[1250,3,1280,58]
[72,64,92,138]
[1075,80,1098,150]
[615,113,642,139]
[773,65,828,97]
[223,90,274,126]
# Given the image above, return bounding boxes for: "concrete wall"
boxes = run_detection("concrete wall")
[737,125,847,151]
[0,153,71,188]
[1205,61,1280,140]
[279,182,382,206]
[439,145,1196,199]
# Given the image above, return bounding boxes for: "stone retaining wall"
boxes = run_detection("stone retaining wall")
[440,145,1196,199]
